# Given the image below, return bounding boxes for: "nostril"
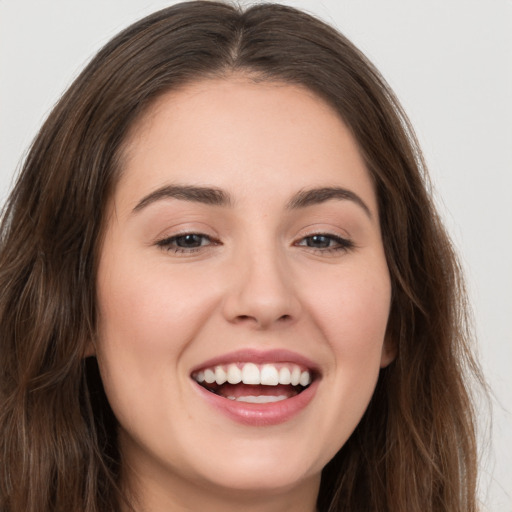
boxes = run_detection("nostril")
[234,313,293,327]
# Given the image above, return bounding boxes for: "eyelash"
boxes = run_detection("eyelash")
[156,233,218,254]
[156,232,354,255]
[294,233,354,253]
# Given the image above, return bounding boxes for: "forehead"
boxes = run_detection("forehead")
[114,77,376,216]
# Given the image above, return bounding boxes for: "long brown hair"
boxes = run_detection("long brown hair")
[0,2,482,511]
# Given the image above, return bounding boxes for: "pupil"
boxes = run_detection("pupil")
[178,234,202,247]
[308,235,330,248]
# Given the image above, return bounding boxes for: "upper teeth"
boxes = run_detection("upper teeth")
[193,363,311,387]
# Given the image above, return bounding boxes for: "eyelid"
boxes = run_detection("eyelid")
[155,231,221,254]
[152,224,355,256]
[293,228,356,254]
[151,221,219,245]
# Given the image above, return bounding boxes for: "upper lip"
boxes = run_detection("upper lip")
[190,348,320,375]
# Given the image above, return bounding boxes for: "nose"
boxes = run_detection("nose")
[222,245,301,330]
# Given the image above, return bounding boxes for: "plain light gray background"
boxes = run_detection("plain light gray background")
[1,1,511,510]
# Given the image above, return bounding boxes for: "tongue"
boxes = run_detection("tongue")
[216,383,298,399]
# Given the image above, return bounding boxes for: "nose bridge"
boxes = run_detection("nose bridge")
[223,234,300,328]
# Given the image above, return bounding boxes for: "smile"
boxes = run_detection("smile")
[192,362,312,403]
[190,350,320,425]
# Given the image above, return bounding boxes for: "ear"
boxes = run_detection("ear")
[83,340,96,358]
[380,333,396,368]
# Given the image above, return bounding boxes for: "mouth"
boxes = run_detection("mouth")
[191,362,315,404]
[190,349,320,426]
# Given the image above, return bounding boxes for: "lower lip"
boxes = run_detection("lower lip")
[192,379,319,426]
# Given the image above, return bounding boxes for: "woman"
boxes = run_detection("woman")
[0,2,482,511]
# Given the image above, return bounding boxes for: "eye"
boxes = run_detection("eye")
[295,234,353,252]
[156,233,217,253]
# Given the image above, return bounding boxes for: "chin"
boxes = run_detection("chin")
[179,437,325,495]
[199,463,319,496]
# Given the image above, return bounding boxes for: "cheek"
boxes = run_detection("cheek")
[96,253,218,353]
[94,251,220,413]
[304,260,391,355]
[298,261,391,455]
[304,258,390,391]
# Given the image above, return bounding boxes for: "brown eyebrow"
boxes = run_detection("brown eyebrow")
[286,187,372,218]
[132,184,371,218]
[132,185,232,212]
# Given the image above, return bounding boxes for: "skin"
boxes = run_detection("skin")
[94,77,394,512]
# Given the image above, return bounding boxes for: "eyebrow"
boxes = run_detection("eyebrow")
[132,184,371,218]
[132,185,232,212]
[286,187,372,218]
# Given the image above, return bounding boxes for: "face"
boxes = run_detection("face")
[95,77,393,505]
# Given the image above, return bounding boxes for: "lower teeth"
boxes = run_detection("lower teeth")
[227,395,288,403]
